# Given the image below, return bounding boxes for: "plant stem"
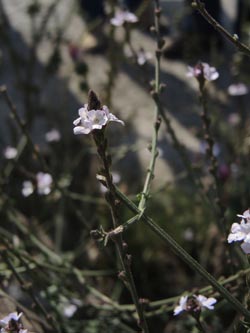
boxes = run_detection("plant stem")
[137,0,162,212]
[191,0,250,57]
[114,186,250,320]
[94,130,149,332]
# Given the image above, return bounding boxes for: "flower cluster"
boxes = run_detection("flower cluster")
[174,294,217,316]
[110,9,138,27]
[73,104,124,135]
[0,312,27,333]
[22,172,53,197]
[227,209,250,253]
[187,62,219,82]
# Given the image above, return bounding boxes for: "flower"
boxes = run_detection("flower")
[228,210,250,253]
[73,104,124,135]
[45,129,61,142]
[110,9,138,26]
[174,295,217,316]
[0,312,23,325]
[137,49,152,66]
[22,181,34,197]
[4,146,17,159]
[173,295,188,316]
[228,83,248,96]
[22,173,53,197]
[36,172,53,195]
[187,62,219,81]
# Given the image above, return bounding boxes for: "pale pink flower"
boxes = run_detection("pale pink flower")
[36,172,53,195]
[228,83,248,96]
[228,210,250,253]
[4,146,17,159]
[137,49,152,66]
[22,181,34,197]
[110,9,138,26]
[73,104,124,135]
[174,295,217,316]
[187,62,219,81]
[45,129,61,142]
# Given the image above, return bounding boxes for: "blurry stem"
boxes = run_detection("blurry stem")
[0,86,48,171]
[194,317,207,333]
[198,80,225,234]
[104,1,117,107]
[191,0,250,58]
[114,185,250,320]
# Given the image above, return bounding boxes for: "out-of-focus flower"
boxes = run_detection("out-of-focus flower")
[110,9,138,26]
[22,173,53,197]
[228,210,250,253]
[63,304,77,318]
[0,312,23,325]
[36,172,53,195]
[137,49,152,66]
[228,83,248,96]
[174,295,217,316]
[45,129,61,142]
[183,228,194,241]
[73,104,124,135]
[228,113,241,126]
[199,141,220,157]
[3,146,17,159]
[22,181,34,197]
[187,62,219,81]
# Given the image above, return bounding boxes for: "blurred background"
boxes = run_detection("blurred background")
[1,0,250,332]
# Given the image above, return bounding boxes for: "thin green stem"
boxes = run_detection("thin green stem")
[115,186,250,320]
[138,0,162,212]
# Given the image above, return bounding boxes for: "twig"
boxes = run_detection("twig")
[191,0,250,57]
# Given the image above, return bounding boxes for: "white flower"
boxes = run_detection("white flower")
[20,330,28,333]
[187,62,219,81]
[63,304,77,318]
[174,295,217,316]
[137,49,152,66]
[228,83,248,96]
[22,181,34,197]
[0,312,22,325]
[45,129,61,142]
[195,295,217,310]
[36,172,53,195]
[173,295,188,316]
[73,104,124,135]
[4,146,17,159]
[228,210,250,253]
[110,9,138,26]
